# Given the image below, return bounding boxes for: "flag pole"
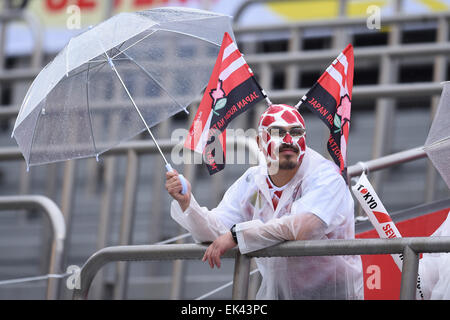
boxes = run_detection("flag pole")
[262,90,272,106]
[251,72,272,106]
[294,95,308,109]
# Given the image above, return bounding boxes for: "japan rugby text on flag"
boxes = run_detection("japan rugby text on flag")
[184,32,266,175]
[298,44,354,180]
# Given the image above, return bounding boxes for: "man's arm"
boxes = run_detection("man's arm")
[202,211,327,268]
[235,212,328,254]
[166,170,230,243]
[201,232,236,269]
[166,170,246,268]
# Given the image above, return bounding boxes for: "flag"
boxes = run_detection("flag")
[352,172,424,300]
[298,44,354,179]
[184,32,266,175]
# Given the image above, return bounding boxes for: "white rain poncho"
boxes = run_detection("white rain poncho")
[171,147,364,299]
[419,211,450,300]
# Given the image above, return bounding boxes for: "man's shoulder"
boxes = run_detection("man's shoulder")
[223,165,260,196]
[304,148,340,175]
[302,148,345,185]
[239,165,261,184]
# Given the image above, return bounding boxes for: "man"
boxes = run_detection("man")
[420,211,450,299]
[166,104,363,299]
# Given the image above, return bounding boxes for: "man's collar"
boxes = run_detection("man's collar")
[254,147,311,189]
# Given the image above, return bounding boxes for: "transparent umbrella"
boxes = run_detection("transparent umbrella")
[424,81,450,190]
[11,7,233,192]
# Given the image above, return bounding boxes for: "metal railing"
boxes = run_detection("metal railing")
[0,195,65,300]
[69,144,442,300]
[347,145,427,179]
[0,1,448,300]
[0,6,43,69]
[72,236,450,300]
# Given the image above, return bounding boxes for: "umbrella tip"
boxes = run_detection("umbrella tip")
[183,107,189,115]
[95,154,100,162]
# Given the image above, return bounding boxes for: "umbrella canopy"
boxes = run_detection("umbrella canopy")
[424,81,450,189]
[12,7,234,167]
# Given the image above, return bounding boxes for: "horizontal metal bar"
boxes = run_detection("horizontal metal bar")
[0,141,431,186]
[0,9,27,22]
[245,43,450,66]
[73,236,450,299]
[0,140,175,161]
[3,41,449,83]
[72,243,238,299]
[247,237,450,257]
[0,106,20,118]
[1,81,444,122]
[1,135,261,165]
[0,68,41,82]
[269,82,443,102]
[347,146,427,178]
[0,272,69,287]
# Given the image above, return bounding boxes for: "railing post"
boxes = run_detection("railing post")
[59,160,76,281]
[113,150,139,300]
[170,160,197,299]
[232,252,251,300]
[92,156,117,299]
[399,245,419,300]
[247,259,262,299]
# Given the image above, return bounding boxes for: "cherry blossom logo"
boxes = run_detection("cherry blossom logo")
[334,94,351,134]
[209,80,227,116]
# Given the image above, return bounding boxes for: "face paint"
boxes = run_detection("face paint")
[258,104,306,167]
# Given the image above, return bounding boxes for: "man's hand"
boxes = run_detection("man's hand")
[165,170,191,211]
[202,232,237,269]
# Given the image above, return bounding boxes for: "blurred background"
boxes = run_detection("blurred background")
[0,0,449,300]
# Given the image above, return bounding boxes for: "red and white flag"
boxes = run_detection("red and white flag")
[298,44,354,179]
[184,32,266,174]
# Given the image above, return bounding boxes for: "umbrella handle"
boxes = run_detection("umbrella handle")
[165,164,188,195]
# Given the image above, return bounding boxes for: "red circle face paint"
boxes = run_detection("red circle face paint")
[258,104,306,166]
